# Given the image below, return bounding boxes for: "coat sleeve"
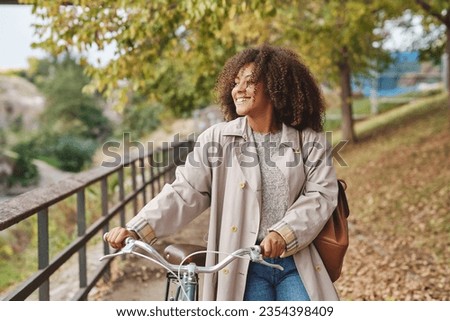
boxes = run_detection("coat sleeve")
[125,128,215,244]
[269,130,338,257]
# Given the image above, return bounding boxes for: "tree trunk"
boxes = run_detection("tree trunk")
[446,25,450,113]
[339,50,357,143]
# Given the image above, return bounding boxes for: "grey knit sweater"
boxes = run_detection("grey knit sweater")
[252,131,289,241]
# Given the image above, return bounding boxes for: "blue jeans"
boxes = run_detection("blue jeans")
[244,256,310,301]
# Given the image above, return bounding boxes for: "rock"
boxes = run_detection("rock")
[0,75,45,131]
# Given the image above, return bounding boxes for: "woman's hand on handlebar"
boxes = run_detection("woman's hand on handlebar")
[260,231,286,258]
[104,227,138,250]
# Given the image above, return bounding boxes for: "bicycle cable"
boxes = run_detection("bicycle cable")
[130,250,195,300]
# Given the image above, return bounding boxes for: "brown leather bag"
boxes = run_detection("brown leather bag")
[313,179,350,282]
[299,132,350,282]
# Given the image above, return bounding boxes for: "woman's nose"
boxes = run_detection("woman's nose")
[234,81,246,92]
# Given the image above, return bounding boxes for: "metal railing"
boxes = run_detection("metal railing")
[0,139,194,300]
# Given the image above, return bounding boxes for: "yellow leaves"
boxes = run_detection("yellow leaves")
[25,0,403,117]
[125,22,136,39]
[198,0,207,15]
[241,2,247,12]
[229,4,237,19]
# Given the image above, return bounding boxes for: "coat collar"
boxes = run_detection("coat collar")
[222,116,301,151]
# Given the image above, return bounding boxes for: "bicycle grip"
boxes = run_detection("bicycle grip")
[103,231,137,243]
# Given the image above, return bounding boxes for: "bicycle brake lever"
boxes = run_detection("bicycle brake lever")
[249,245,262,261]
[249,246,284,271]
[121,238,136,253]
[256,259,284,271]
[99,237,136,261]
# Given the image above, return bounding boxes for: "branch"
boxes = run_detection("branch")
[415,0,447,25]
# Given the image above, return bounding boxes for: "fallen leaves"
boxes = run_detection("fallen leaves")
[335,108,449,300]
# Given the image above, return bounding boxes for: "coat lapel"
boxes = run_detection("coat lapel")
[222,117,262,207]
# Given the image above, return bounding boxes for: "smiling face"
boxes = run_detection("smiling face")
[231,63,272,120]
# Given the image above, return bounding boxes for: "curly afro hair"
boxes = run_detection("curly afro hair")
[215,44,325,132]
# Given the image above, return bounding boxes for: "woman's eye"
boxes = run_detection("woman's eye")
[233,80,253,89]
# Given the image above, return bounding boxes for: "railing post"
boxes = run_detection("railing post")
[118,167,125,227]
[149,155,155,199]
[155,152,162,192]
[77,189,87,295]
[131,161,138,214]
[140,158,147,205]
[38,208,50,301]
[172,142,180,182]
[101,177,109,255]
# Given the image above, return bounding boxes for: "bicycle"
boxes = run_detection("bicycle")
[100,235,283,301]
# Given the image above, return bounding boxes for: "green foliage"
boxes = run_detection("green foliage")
[32,131,97,172]
[0,252,36,291]
[23,0,278,114]
[0,214,38,291]
[0,128,6,148]
[52,135,97,172]
[25,56,53,89]
[120,100,163,138]
[39,55,112,141]
[10,55,114,172]
[11,129,97,173]
[411,0,449,39]
[385,1,449,65]
[9,115,24,133]
[7,142,39,187]
[271,0,396,82]
[23,0,439,142]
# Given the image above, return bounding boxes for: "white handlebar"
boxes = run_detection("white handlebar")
[100,234,284,273]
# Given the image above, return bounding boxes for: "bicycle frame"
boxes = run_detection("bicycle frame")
[169,262,198,301]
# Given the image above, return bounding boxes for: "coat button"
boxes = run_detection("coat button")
[223,268,229,275]
[315,265,321,272]
[239,182,246,189]
[231,226,238,232]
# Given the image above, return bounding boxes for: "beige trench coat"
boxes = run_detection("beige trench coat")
[127,116,339,300]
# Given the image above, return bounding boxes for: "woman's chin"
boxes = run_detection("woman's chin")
[235,107,248,116]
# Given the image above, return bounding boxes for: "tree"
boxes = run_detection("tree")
[39,55,112,140]
[22,0,404,143]
[413,0,450,111]
[266,0,396,143]
[23,55,112,171]
[21,0,276,116]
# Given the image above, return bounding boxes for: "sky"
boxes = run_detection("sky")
[0,4,116,71]
[0,4,427,71]
[0,5,47,70]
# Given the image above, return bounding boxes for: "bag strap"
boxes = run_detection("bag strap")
[298,130,349,208]
[298,130,303,160]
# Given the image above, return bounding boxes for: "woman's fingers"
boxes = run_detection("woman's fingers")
[260,232,286,258]
[105,227,129,249]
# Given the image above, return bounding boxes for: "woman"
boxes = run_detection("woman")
[105,44,339,300]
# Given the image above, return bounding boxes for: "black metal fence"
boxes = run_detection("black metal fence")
[0,139,194,300]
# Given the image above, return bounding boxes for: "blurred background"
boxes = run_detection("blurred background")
[0,1,448,301]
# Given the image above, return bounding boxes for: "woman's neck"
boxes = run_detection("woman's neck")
[248,116,281,134]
